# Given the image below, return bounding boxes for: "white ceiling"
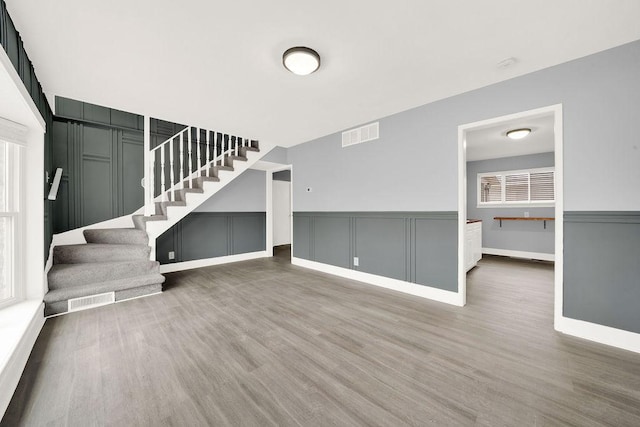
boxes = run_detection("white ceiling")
[6,0,640,147]
[466,114,554,161]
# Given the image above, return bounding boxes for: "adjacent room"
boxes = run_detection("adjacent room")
[1,1,640,425]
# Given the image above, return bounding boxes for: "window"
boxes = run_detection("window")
[477,167,555,207]
[0,139,21,307]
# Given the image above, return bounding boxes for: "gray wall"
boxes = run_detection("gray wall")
[294,212,458,292]
[261,146,288,164]
[195,169,266,212]
[273,169,291,182]
[288,40,640,332]
[564,212,640,333]
[288,40,640,212]
[467,153,555,254]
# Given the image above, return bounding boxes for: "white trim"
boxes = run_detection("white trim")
[143,115,153,217]
[0,300,44,419]
[0,117,28,146]
[159,251,267,273]
[553,107,564,329]
[458,104,564,331]
[116,291,162,304]
[457,126,467,305]
[46,290,164,319]
[557,317,640,354]
[482,247,555,262]
[265,164,292,257]
[292,257,463,306]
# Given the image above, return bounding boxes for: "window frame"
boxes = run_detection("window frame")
[477,166,555,208]
[0,140,23,309]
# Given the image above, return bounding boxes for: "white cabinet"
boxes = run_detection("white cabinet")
[465,221,482,272]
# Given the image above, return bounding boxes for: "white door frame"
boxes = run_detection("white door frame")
[265,165,293,257]
[457,104,564,329]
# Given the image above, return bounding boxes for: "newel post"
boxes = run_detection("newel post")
[143,115,153,216]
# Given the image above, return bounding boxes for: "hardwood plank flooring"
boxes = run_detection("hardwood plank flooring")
[3,253,640,426]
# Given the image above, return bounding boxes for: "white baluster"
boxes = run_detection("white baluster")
[196,128,201,174]
[188,127,193,181]
[179,131,185,190]
[214,132,218,166]
[160,144,166,201]
[205,130,210,168]
[169,138,175,200]
[235,136,239,157]
[149,154,155,212]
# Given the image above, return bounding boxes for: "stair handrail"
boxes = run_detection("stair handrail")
[144,125,256,215]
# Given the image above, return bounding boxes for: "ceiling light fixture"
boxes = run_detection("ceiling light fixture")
[283,47,320,76]
[506,128,531,140]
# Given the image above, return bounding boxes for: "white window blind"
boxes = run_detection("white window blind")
[530,171,555,201]
[480,175,502,203]
[477,167,554,207]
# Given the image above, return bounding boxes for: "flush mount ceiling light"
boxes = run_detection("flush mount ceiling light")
[506,128,531,140]
[283,47,320,75]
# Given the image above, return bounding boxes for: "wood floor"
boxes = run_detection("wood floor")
[3,253,640,426]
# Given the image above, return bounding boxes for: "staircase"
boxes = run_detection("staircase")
[45,124,273,316]
[44,228,164,316]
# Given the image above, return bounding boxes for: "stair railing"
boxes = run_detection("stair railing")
[144,124,256,216]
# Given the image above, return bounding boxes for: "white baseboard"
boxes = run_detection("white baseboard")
[159,251,268,273]
[0,301,45,419]
[291,257,463,306]
[482,247,555,262]
[557,316,640,354]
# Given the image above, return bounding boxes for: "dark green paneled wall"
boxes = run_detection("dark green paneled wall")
[52,97,145,232]
[156,212,266,264]
[1,0,55,260]
[293,212,458,292]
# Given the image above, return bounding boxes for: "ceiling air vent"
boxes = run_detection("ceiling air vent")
[342,122,379,148]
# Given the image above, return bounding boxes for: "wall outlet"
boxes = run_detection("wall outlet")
[168,251,175,260]
[524,211,530,218]
[306,187,313,192]
[353,257,359,267]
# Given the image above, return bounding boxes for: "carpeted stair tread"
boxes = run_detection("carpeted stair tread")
[53,243,151,264]
[44,273,165,304]
[83,228,148,245]
[48,260,160,290]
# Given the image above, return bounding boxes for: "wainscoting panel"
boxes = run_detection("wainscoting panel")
[414,217,458,292]
[180,214,228,261]
[293,212,458,292]
[231,214,266,255]
[564,212,640,334]
[292,215,312,260]
[314,215,351,269]
[156,212,266,264]
[355,216,407,281]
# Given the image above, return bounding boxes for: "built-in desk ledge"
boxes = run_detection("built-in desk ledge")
[466,219,482,224]
[494,217,555,229]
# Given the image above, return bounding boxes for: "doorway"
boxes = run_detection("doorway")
[266,166,292,260]
[457,104,563,329]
